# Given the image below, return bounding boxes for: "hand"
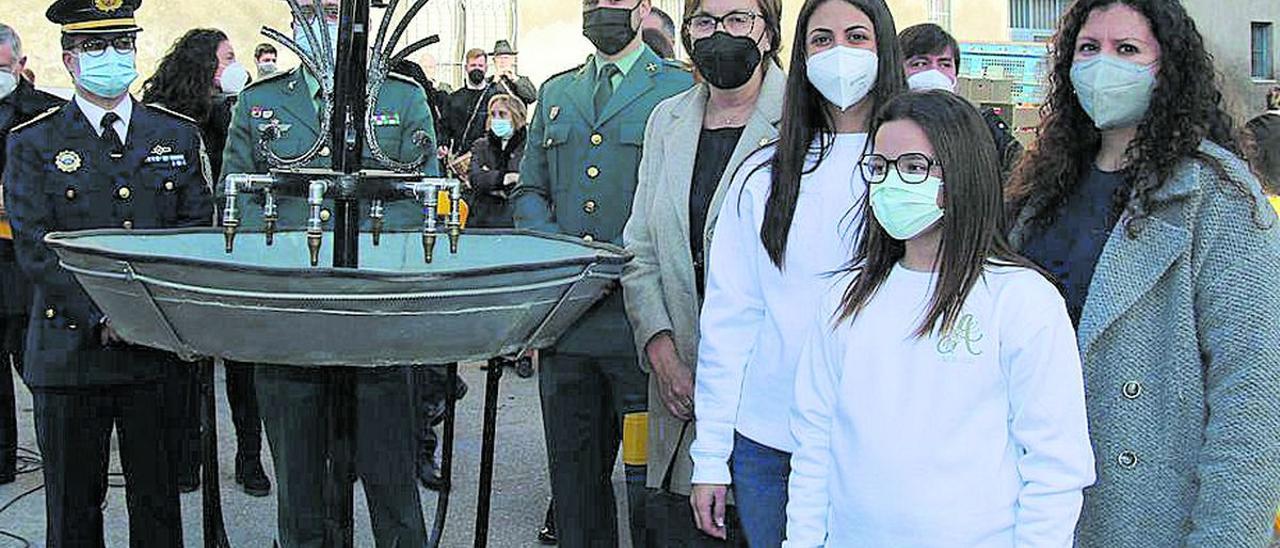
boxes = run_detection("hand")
[99,319,123,346]
[690,483,729,539]
[502,173,519,188]
[646,332,694,420]
[437,145,451,160]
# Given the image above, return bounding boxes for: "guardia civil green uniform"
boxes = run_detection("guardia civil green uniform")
[220,66,439,548]
[512,44,692,547]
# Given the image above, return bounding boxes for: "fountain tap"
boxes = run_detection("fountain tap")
[370,199,385,246]
[306,180,328,266]
[447,183,462,254]
[222,176,241,253]
[420,182,439,263]
[263,187,279,246]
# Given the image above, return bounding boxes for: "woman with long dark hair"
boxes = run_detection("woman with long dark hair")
[141,28,269,498]
[688,0,904,544]
[1007,1,1280,545]
[786,90,1094,546]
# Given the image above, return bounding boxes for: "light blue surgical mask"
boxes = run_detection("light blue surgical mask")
[491,118,514,139]
[1070,55,1157,130]
[294,18,339,66]
[76,49,137,99]
[870,171,944,241]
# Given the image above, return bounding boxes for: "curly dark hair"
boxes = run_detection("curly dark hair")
[141,28,227,124]
[1006,0,1252,237]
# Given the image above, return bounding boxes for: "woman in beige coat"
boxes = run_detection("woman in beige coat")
[622,0,785,544]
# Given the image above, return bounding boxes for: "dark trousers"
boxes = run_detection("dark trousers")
[0,351,19,476]
[170,360,264,478]
[413,364,448,460]
[539,353,648,548]
[32,382,182,548]
[256,365,425,548]
[645,489,744,547]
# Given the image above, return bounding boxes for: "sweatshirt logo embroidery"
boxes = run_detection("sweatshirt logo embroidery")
[937,314,983,358]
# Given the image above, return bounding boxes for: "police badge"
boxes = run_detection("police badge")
[55,150,82,173]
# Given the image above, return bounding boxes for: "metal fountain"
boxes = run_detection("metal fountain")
[41,1,630,547]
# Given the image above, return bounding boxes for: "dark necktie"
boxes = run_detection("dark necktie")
[100,111,124,152]
[594,63,620,118]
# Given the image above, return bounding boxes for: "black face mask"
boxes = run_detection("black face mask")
[691,32,763,90]
[468,69,486,85]
[582,6,638,56]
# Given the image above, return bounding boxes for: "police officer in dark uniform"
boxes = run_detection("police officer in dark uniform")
[512,0,692,545]
[2,1,213,544]
[0,22,62,485]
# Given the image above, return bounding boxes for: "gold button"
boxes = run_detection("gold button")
[117,186,131,200]
[586,166,600,179]
[320,146,331,157]
[67,322,78,331]
[1117,451,1138,469]
[320,209,332,222]
[590,133,603,146]
[65,188,77,200]
[582,234,595,242]
[759,137,772,147]
[163,181,175,191]
[122,219,134,229]
[44,307,55,319]
[545,138,554,147]
[583,200,598,214]
[1121,381,1142,400]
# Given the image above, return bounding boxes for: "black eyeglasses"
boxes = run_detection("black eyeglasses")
[686,11,761,39]
[859,153,943,184]
[73,36,136,57]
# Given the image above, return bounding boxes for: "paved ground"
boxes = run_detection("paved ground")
[0,361,634,547]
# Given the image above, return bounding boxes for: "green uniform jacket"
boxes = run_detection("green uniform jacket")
[220,68,440,230]
[513,46,693,357]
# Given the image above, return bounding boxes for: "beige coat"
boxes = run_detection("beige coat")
[621,67,786,495]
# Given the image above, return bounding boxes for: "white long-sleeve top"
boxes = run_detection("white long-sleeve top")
[785,264,1096,548]
[690,134,866,485]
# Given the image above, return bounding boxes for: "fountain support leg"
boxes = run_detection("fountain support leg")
[428,363,460,548]
[202,359,230,548]
[473,357,508,548]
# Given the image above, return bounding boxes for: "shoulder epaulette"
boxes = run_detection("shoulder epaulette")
[146,103,198,125]
[663,58,691,72]
[8,105,61,134]
[243,67,295,91]
[386,72,418,86]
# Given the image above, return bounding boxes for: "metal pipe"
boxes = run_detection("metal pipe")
[263,187,278,246]
[473,357,506,548]
[447,183,462,254]
[370,199,385,246]
[421,181,438,263]
[221,177,240,253]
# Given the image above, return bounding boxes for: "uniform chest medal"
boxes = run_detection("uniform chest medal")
[55,150,81,173]
[145,143,187,167]
[372,112,401,126]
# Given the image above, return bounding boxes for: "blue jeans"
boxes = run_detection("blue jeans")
[730,431,790,547]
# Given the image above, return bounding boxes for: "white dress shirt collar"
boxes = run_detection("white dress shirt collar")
[75,94,134,143]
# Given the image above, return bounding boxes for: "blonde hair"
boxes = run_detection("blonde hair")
[488,94,527,131]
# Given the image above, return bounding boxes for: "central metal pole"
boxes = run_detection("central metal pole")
[325,1,370,546]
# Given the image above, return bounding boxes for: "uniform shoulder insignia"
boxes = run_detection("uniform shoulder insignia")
[146,103,198,125]
[386,72,418,86]
[241,67,295,94]
[547,64,584,83]
[9,105,62,134]
[664,59,693,72]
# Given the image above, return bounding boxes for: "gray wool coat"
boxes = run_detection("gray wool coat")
[1009,141,1280,547]
[621,66,786,495]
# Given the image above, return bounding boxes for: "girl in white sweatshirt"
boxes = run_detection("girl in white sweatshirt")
[784,91,1096,547]
[689,0,908,544]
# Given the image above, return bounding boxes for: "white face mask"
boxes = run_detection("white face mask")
[257,61,277,76]
[907,69,956,93]
[0,71,16,100]
[806,46,879,111]
[218,60,250,94]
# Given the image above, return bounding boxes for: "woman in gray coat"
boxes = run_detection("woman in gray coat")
[1007,0,1280,545]
[621,0,784,544]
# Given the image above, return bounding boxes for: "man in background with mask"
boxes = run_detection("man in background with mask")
[512,0,692,545]
[0,22,61,487]
[220,0,438,544]
[3,0,214,543]
[440,48,499,157]
[254,43,278,78]
[898,23,1022,182]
